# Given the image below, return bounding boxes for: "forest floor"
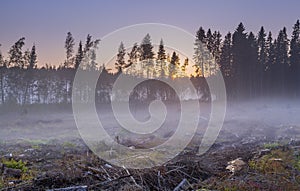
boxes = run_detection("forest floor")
[0,100,300,190]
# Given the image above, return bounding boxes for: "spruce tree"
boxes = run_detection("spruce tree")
[75,41,83,70]
[23,45,37,104]
[140,33,154,61]
[157,39,167,77]
[265,32,275,95]
[169,51,180,78]
[212,31,222,63]
[232,23,249,97]
[157,39,166,61]
[127,43,139,76]
[115,42,126,72]
[64,32,75,68]
[196,27,206,43]
[194,27,208,77]
[29,45,37,69]
[275,27,289,95]
[82,34,100,71]
[257,27,267,67]
[206,29,214,53]
[256,27,267,95]
[289,20,300,95]
[140,34,154,78]
[247,32,258,97]
[8,37,25,68]
[220,32,232,77]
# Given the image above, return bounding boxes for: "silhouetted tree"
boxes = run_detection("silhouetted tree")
[64,32,75,68]
[220,32,232,77]
[208,30,222,75]
[23,45,37,104]
[1,21,300,105]
[257,27,267,95]
[115,42,126,72]
[169,51,180,78]
[140,34,154,78]
[247,32,258,97]
[232,23,248,98]
[140,33,154,61]
[196,27,206,43]
[265,31,275,95]
[8,37,25,68]
[274,27,289,95]
[75,41,83,70]
[82,34,100,71]
[289,20,300,96]
[88,38,100,71]
[212,31,222,63]
[206,29,213,53]
[29,45,37,70]
[126,43,139,75]
[156,39,167,77]
[194,27,207,77]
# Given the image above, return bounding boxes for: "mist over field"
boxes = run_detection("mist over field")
[0,97,299,147]
[1,1,300,189]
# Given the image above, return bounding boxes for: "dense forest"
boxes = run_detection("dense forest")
[0,21,300,105]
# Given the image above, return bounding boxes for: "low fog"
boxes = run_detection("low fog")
[0,98,299,149]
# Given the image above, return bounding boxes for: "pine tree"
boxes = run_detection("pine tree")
[194,27,206,77]
[257,27,267,67]
[6,38,26,104]
[274,27,289,95]
[8,37,25,68]
[206,29,213,53]
[194,33,213,77]
[140,34,154,78]
[82,34,93,69]
[89,39,100,71]
[64,32,75,68]
[196,27,206,43]
[75,41,83,70]
[157,39,166,61]
[23,45,37,104]
[247,32,258,97]
[29,45,37,69]
[127,43,140,76]
[257,27,267,95]
[289,20,300,95]
[265,32,275,95]
[140,33,154,60]
[156,39,167,78]
[207,30,222,75]
[84,34,93,54]
[169,51,180,78]
[220,32,232,77]
[266,32,274,71]
[23,49,31,69]
[212,31,222,63]
[82,34,100,71]
[232,23,249,97]
[115,42,126,72]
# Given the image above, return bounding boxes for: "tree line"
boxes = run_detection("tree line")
[0,20,299,105]
[218,21,300,99]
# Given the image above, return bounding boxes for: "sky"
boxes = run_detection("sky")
[0,0,300,66]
